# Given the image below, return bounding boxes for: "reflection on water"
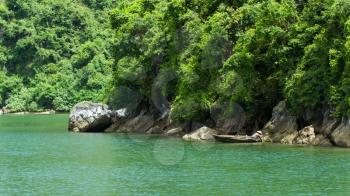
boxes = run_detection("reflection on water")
[0,114,349,195]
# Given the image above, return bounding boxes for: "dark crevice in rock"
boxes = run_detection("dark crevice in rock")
[297,117,306,131]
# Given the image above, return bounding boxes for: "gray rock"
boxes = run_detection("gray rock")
[294,125,316,145]
[318,110,340,136]
[118,112,154,133]
[280,126,316,145]
[280,132,298,144]
[261,134,273,143]
[105,108,129,132]
[331,118,350,147]
[312,135,332,146]
[68,102,112,132]
[115,108,127,117]
[164,127,184,136]
[210,102,245,134]
[151,86,170,120]
[183,126,218,141]
[147,126,163,134]
[262,101,298,142]
[280,125,334,146]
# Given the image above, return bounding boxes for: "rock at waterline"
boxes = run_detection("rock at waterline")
[318,109,340,136]
[312,135,332,146]
[279,125,330,145]
[183,126,218,141]
[261,101,298,143]
[261,102,326,146]
[117,112,154,133]
[68,102,113,132]
[164,127,184,136]
[331,118,350,147]
[147,126,162,134]
[280,131,298,144]
[294,125,316,145]
[280,125,316,145]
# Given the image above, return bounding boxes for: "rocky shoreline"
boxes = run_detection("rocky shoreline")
[0,109,56,115]
[68,101,350,148]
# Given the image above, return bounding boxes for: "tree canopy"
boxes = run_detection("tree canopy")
[0,0,115,112]
[109,0,350,128]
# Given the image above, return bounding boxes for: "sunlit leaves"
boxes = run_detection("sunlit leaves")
[0,0,114,112]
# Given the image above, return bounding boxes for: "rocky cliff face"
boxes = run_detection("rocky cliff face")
[261,101,298,143]
[261,101,339,147]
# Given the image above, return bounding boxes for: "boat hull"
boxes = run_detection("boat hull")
[213,135,261,143]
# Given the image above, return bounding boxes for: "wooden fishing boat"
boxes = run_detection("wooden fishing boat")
[213,134,262,143]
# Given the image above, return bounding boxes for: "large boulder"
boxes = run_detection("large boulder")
[294,125,316,145]
[262,101,298,142]
[280,125,317,145]
[210,102,245,134]
[331,118,350,147]
[183,126,218,141]
[68,102,113,132]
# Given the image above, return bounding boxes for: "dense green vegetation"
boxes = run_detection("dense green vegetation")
[109,0,350,127]
[1,0,350,128]
[0,0,114,112]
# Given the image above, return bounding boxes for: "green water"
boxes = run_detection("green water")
[0,114,350,195]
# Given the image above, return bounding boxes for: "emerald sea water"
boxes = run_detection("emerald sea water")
[0,114,350,195]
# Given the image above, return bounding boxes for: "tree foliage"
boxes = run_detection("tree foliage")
[109,0,350,127]
[0,0,115,112]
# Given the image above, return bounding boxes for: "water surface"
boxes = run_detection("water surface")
[0,114,350,195]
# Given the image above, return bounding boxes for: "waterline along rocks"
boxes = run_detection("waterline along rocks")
[69,101,350,148]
